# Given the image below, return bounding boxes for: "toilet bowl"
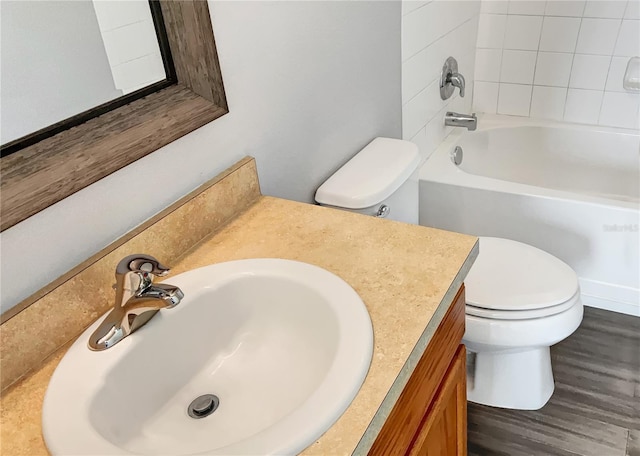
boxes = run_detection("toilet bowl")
[315,137,584,411]
[463,237,583,410]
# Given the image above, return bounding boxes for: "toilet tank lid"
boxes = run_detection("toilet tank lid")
[315,137,420,209]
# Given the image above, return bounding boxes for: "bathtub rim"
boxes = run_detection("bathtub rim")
[476,113,640,137]
[420,115,640,211]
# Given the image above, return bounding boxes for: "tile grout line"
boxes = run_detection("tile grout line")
[598,17,627,125]
[563,16,583,121]
[401,0,434,18]
[478,47,637,58]
[528,13,546,117]
[495,8,510,115]
[622,0,631,20]
[402,10,479,63]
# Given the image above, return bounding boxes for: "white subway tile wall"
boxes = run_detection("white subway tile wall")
[600,91,640,127]
[544,0,586,17]
[530,85,568,119]
[92,0,165,94]
[498,82,533,115]
[508,0,547,15]
[473,0,640,128]
[481,0,509,13]
[475,48,503,81]
[402,0,481,160]
[504,15,543,50]
[474,81,500,113]
[501,50,537,83]
[565,88,604,123]
[606,56,632,91]
[476,13,507,48]
[615,20,640,55]
[626,0,640,18]
[575,18,620,55]
[539,17,581,52]
[534,52,573,85]
[569,54,611,89]
[583,0,627,18]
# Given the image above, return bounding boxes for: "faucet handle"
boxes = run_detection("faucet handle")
[448,72,465,97]
[116,254,171,277]
[115,254,171,294]
[440,56,466,100]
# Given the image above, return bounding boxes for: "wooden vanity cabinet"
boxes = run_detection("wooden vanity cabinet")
[369,286,467,456]
[407,346,466,456]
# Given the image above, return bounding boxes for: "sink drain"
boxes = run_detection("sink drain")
[188,394,220,419]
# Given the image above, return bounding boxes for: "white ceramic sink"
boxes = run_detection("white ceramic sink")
[43,259,373,455]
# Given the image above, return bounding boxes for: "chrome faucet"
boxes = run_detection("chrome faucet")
[88,254,184,351]
[445,111,478,131]
[440,56,466,100]
[445,72,466,97]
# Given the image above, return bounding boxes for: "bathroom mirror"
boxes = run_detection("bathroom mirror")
[1,0,173,150]
[0,0,228,232]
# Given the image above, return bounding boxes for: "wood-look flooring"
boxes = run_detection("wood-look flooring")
[468,307,640,456]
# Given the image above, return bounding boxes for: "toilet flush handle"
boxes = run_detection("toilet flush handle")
[376,204,390,218]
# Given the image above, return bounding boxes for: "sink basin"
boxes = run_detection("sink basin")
[43,259,373,455]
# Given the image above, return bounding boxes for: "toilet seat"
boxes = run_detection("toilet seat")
[465,237,580,316]
[465,291,580,320]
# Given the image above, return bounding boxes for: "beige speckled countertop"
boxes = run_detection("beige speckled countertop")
[0,196,477,455]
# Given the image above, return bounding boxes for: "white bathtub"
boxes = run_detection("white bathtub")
[420,115,640,316]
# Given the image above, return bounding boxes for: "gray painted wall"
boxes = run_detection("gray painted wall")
[0,1,402,312]
[1,0,121,143]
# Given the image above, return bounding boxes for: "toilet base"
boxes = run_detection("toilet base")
[466,347,554,410]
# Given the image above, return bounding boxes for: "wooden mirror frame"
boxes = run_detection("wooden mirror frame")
[0,0,228,231]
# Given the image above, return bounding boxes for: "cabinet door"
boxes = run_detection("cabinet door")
[408,345,467,456]
[369,286,466,455]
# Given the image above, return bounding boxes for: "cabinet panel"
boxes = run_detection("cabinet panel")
[408,345,467,456]
[369,286,466,455]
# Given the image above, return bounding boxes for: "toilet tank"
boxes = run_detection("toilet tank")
[315,137,420,224]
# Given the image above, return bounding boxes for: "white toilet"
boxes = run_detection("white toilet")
[315,137,584,411]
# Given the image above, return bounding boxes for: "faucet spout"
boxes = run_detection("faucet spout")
[88,255,183,351]
[133,283,184,308]
[444,111,477,131]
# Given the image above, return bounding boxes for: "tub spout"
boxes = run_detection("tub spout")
[445,112,477,131]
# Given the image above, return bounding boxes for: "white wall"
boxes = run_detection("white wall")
[473,0,640,129]
[401,0,481,161]
[0,1,122,144]
[0,1,402,313]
